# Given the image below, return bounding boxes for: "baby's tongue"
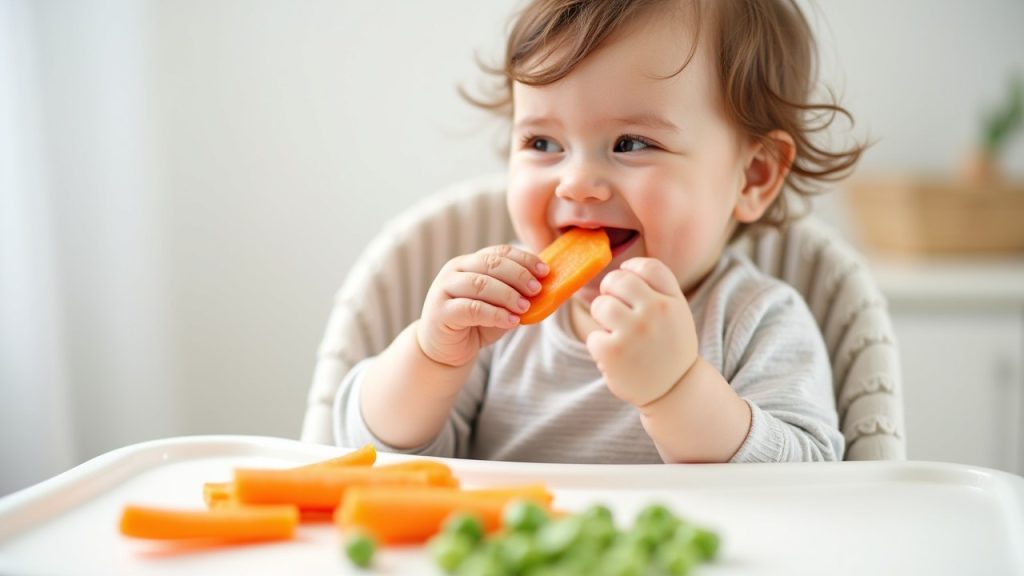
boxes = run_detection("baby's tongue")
[604,227,635,249]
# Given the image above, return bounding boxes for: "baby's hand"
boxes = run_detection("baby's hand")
[586,258,699,407]
[417,244,548,367]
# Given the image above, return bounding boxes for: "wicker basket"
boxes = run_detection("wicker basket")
[846,176,1024,256]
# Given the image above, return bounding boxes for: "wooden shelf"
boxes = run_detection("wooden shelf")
[847,176,1024,256]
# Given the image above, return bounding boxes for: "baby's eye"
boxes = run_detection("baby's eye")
[524,136,564,154]
[613,136,653,153]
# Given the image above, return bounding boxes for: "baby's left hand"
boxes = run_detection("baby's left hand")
[586,258,699,407]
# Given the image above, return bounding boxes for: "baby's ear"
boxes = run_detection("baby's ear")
[734,130,796,223]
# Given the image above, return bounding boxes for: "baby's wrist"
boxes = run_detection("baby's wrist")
[412,320,471,369]
[637,355,701,413]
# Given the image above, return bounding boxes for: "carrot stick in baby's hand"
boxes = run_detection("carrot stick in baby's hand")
[520,227,612,324]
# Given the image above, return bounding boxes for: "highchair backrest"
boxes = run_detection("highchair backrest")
[302,174,906,461]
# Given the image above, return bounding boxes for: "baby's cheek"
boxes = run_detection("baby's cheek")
[510,216,551,255]
[509,202,552,252]
[506,182,553,252]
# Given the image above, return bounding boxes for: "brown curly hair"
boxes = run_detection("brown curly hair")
[464,0,866,229]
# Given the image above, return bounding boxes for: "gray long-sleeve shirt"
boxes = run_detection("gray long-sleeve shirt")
[334,248,844,463]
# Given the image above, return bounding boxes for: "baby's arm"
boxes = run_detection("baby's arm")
[589,257,841,463]
[637,358,752,463]
[711,289,843,463]
[357,245,547,449]
[586,258,750,462]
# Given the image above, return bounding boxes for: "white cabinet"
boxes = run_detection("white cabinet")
[891,308,1023,474]
[872,259,1024,475]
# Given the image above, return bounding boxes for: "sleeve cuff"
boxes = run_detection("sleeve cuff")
[729,399,785,463]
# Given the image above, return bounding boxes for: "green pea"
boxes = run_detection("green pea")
[496,531,544,573]
[636,503,674,526]
[455,545,510,576]
[343,531,376,568]
[692,527,721,561]
[579,504,618,549]
[620,524,659,558]
[635,503,681,544]
[442,513,485,544]
[522,567,564,576]
[544,559,587,576]
[671,524,698,547]
[656,544,700,576]
[555,537,604,574]
[535,516,584,559]
[602,541,648,576]
[428,533,476,574]
[503,500,550,534]
[581,503,614,525]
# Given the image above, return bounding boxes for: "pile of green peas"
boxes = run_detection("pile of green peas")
[427,501,720,576]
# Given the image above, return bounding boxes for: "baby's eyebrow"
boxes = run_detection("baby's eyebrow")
[513,115,563,132]
[609,113,680,132]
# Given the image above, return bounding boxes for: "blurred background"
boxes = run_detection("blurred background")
[2,0,1023,496]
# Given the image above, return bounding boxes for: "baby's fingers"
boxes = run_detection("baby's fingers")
[441,298,521,330]
[446,272,531,316]
[585,329,619,369]
[619,257,682,297]
[464,244,547,296]
[590,293,631,332]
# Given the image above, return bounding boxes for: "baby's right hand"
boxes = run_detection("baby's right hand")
[416,244,548,367]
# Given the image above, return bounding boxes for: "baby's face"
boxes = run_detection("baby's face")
[507,9,752,303]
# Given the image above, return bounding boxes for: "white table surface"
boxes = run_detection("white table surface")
[1,435,1022,576]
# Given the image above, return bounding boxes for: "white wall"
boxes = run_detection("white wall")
[0,0,75,497]
[2,0,1023,496]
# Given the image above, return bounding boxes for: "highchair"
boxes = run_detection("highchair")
[301,174,906,461]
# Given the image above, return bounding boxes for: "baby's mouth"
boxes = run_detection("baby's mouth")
[604,227,638,252]
[560,226,639,257]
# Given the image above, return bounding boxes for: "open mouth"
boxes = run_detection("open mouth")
[560,226,639,256]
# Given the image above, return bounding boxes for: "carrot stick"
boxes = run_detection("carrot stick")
[203,482,236,508]
[335,484,554,544]
[233,464,455,510]
[370,460,459,487]
[119,504,298,541]
[520,227,612,324]
[465,484,554,507]
[294,443,377,470]
[203,444,377,509]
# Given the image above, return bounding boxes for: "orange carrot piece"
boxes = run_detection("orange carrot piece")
[294,443,377,470]
[465,484,554,507]
[233,465,454,510]
[119,504,298,541]
[521,227,612,324]
[203,444,376,509]
[335,484,554,544]
[371,460,459,487]
[203,482,236,508]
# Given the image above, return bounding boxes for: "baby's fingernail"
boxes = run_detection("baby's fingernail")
[535,262,549,276]
[508,313,521,325]
[527,279,542,294]
[517,297,530,312]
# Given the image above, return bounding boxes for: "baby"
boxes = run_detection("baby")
[335,0,863,463]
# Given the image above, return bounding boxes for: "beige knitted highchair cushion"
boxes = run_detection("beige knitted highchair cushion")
[302,174,906,461]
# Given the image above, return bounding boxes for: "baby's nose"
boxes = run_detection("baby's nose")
[554,161,612,203]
